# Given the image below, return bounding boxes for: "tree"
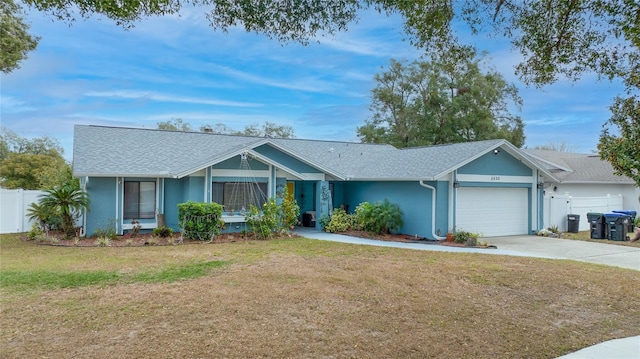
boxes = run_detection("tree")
[358,50,524,148]
[240,121,294,138]
[38,181,90,238]
[0,127,64,159]
[0,152,68,189]
[1,0,39,73]
[598,94,640,187]
[157,118,192,132]
[0,128,70,190]
[157,120,295,138]
[16,1,635,86]
[533,141,577,153]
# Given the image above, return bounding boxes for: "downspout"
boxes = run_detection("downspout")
[419,180,446,240]
[81,176,88,237]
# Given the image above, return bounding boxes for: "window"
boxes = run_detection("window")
[212,182,268,212]
[124,181,156,219]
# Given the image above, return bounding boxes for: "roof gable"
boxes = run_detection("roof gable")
[73,125,264,178]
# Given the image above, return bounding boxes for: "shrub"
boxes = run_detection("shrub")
[324,208,355,233]
[178,201,225,241]
[453,231,480,245]
[246,198,279,240]
[318,214,331,230]
[279,186,300,229]
[96,236,111,247]
[153,226,174,238]
[245,191,300,239]
[27,223,43,240]
[93,221,118,241]
[355,199,403,235]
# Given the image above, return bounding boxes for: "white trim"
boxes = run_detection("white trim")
[212,169,270,178]
[116,177,121,234]
[245,149,311,181]
[175,139,270,178]
[123,222,157,230]
[531,171,538,231]
[456,174,533,183]
[156,177,161,215]
[221,215,246,223]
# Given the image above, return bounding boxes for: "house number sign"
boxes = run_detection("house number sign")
[456,174,532,184]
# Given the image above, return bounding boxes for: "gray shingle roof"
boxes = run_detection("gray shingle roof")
[73,125,264,177]
[73,125,547,181]
[268,138,510,180]
[522,149,634,184]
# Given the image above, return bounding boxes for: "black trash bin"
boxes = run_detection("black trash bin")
[567,214,580,233]
[604,213,630,241]
[612,210,637,234]
[587,212,605,239]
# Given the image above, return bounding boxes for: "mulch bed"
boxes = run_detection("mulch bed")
[30,229,494,248]
[339,230,497,248]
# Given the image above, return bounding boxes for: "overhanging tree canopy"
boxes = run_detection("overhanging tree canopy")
[14,0,636,86]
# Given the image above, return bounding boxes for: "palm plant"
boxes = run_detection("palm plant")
[39,182,90,238]
[26,201,60,232]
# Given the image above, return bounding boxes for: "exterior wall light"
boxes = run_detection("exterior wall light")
[453,180,460,188]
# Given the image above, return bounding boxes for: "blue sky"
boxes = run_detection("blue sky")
[1,5,625,161]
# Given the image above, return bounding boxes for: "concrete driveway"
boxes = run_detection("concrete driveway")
[487,235,640,271]
[295,228,640,271]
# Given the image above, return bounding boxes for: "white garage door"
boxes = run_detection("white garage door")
[456,187,529,237]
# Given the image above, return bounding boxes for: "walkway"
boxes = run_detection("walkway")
[293,227,640,359]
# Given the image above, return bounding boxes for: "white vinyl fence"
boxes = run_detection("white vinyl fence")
[543,194,624,232]
[0,189,45,234]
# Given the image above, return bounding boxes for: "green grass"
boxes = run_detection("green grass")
[0,234,230,291]
[130,260,227,283]
[0,270,120,291]
[0,260,228,292]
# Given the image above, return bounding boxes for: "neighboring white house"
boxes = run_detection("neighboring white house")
[524,149,639,232]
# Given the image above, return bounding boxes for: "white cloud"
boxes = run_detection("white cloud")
[0,96,36,113]
[207,64,338,93]
[85,90,262,107]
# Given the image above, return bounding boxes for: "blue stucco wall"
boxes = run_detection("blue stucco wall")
[254,144,321,173]
[85,177,117,237]
[164,178,188,230]
[342,181,447,239]
[185,176,205,202]
[458,151,532,176]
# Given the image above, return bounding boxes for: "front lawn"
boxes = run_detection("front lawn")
[1,233,639,358]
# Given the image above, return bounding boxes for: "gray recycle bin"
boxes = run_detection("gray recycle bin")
[567,214,580,233]
[587,212,605,239]
[604,213,629,241]
[612,210,637,233]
